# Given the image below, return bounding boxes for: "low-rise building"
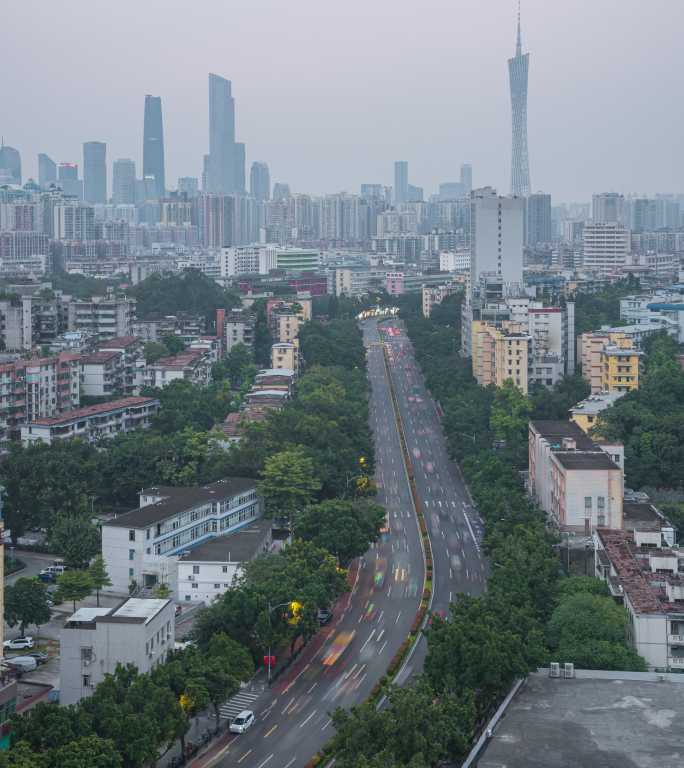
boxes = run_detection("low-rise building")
[569,391,626,433]
[471,320,530,393]
[579,331,642,394]
[177,518,272,604]
[421,283,460,318]
[97,336,145,395]
[60,598,175,706]
[79,351,125,398]
[145,350,211,389]
[528,420,624,533]
[271,342,298,373]
[67,296,135,341]
[21,396,159,446]
[224,310,255,353]
[101,478,262,594]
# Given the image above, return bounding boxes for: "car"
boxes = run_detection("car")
[28,651,49,665]
[4,637,34,651]
[5,656,37,674]
[38,565,66,582]
[317,608,333,626]
[229,710,255,734]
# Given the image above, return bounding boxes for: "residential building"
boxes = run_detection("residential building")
[220,245,276,277]
[471,320,530,393]
[569,391,626,434]
[579,331,642,394]
[145,350,211,389]
[439,250,470,273]
[582,222,630,274]
[528,420,624,533]
[143,95,166,199]
[101,478,262,594]
[60,598,175,706]
[176,518,272,603]
[112,159,136,205]
[79,351,125,398]
[592,192,626,224]
[271,342,298,373]
[224,310,255,352]
[67,296,135,341]
[83,142,107,204]
[594,526,684,671]
[21,396,159,446]
[508,10,531,196]
[421,283,460,318]
[53,202,96,241]
[97,336,145,395]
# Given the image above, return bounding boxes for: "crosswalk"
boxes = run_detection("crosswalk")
[218,689,262,721]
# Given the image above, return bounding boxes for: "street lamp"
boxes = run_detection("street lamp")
[266,600,293,684]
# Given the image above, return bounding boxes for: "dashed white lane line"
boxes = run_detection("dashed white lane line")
[299,710,317,728]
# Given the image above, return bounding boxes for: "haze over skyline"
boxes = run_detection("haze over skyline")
[2,0,682,201]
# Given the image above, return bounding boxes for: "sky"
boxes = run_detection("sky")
[2,0,683,202]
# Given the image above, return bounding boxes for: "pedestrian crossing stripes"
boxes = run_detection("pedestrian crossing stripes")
[218,690,261,720]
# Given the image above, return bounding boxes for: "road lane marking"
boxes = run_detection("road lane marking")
[264,725,278,738]
[307,682,318,694]
[395,610,402,624]
[360,630,376,652]
[322,718,332,730]
[256,756,274,768]
[281,697,295,714]
[299,710,317,728]
[379,640,388,654]
[237,750,252,764]
[284,759,297,768]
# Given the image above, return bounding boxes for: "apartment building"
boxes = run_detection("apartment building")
[97,336,145,395]
[176,518,272,604]
[224,310,255,353]
[579,331,642,394]
[569,391,626,434]
[145,350,211,389]
[528,420,624,533]
[101,478,262,594]
[60,598,175,706]
[582,222,630,274]
[0,352,80,447]
[80,350,125,397]
[471,320,530,393]
[421,283,460,318]
[271,342,298,373]
[67,296,135,341]
[594,525,684,671]
[21,396,159,446]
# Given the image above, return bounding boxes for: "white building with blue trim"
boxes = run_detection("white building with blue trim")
[101,478,262,595]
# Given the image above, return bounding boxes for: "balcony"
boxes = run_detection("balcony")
[668,656,684,668]
[669,634,684,645]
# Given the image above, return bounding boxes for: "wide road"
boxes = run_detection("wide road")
[377,319,487,677]
[209,319,423,768]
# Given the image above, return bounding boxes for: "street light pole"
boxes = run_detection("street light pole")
[266,600,292,684]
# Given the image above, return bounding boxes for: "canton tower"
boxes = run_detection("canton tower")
[508,2,531,196]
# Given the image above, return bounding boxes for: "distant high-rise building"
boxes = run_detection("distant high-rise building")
[250,162,271,201]
[208,73,239,194]
[198,193,236,248]
[460,163,473,193]
[0,144,21,185]
[38,154,57,188]
[83,142,107,203]
[583,222,630,274]
[526,193,552,246]
[178,177,199,198]
[508,7,531,196]
[592,192,625,224]
[631,198,657,233]
[273,183,291,201]
[438,182,466,200]
[360,184,383,199]
[469,187,524,289]
[112,159,136,205]
[53,201,96,240]
[394,161,409,205]
[407,185,424,202]
[234,142,246,194]
[58,163,83,199]
[143,95,166,198]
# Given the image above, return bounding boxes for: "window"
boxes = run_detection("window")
[192,583,198,589]
[129,530,136,542]
[222,565,228,573]
[129,549,135,561]
[129,568,134,577]
[146,529,150,540]
[192,565,200,575]
[83,675,91,688]
[584,497,592,510]
[80,647,93,663]
[597,496,605,510]
[213,583,221,589]
[185,595,191,601]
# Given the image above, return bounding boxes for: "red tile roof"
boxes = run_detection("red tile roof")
[29,397,158,427]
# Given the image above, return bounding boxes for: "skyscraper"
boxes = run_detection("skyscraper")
[208,73,236,194]
[0,143,21,185]
[508,4,531,196]
[592,192,625,224]
[178,177,199,198]
[143,95,166,199]
[38,154,57,188]
[58,162,83,199]
[460,163,473,193]
[234,142,246,194]
[112,159,136,205]
[526,193,552,246]
[250,162,271,201]
[394,161,408,205]
[83,142,107,203]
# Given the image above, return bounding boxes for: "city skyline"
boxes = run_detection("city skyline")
[2,0,684,200]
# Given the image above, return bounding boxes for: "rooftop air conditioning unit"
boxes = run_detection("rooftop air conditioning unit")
[549,662,561,678]
[563,662,575,679]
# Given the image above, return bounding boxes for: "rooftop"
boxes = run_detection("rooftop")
[178,519,271,564]
[81,350,121,364]
[106,477,258,529]
[98,336,139,349]
[151,350,204,369]
[256,368,295,378]
[66,598,171,627]
[623,501,674,534]
[554,452,620,470]
[530,420,598,452]
[28,396,158,427]
[476,670,684,768]
[570,391,626,416]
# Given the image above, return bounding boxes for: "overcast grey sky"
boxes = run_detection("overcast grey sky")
[2,0,682,201]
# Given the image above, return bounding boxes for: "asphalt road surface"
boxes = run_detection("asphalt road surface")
[209,319,424,768]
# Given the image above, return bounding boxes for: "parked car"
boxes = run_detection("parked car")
[229,711,255,734]
[4,637,34,651]
[38,565,66,582]
[317,608,333,626]
[5,656,37,674]
[28,651,49,665]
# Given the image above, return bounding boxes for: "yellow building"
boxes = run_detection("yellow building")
[472,320,530,393]
[569,391,626,433]
[580,331,641,394]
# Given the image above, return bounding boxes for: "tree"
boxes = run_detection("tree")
[294,499,385,566]
[4,578,51,637]
[143,342,167,364]
[88,556,112,607]
[153,582,171,599]
[9,702,93,753]
[50,515,100,570]
[0,742,45,768]
[257,448,321,523]
[202,658,240,734]
[55,571,94,613]
[45,736,122,768]
[160,334,186,356]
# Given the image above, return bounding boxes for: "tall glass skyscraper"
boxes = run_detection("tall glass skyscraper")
[38,154,57,188]
[143,95,166,199]
[208,73,236,194]
[394,161,408,205]
[83,141,107,203]
[112,158,136,205]
[250,161,271,201]
[508,6,531,197]
[0,144,21,185]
